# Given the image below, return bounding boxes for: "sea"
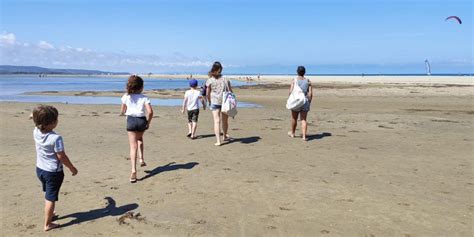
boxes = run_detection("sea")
[0,75,258,107]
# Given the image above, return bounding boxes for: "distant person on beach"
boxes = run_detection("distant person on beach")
[32,105,78,231]
[120,75,154,183]
[200,80,208,104]
[288,66,313,141]
[206,61,233,146]
[181,79,206,139]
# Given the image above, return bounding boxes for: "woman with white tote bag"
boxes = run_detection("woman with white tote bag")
[287,66,313,141]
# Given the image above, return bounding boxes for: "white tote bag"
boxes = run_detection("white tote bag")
[221,79,238,118]
[286,78,307,110]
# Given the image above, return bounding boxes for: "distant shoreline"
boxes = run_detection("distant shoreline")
[0,74,472,85]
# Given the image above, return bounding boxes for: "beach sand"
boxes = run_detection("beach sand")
[1,78,473,236]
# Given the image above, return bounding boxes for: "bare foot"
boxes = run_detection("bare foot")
[130,172,137,183]
[44,222,60,231]
[139,159,147,167]
[302,137,308,141]
[214,142,221,146]
[288,131,295,138]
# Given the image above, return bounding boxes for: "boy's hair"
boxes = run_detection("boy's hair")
[208,61,223,79]
[33,105,58,131]
[127,75,144,94]
[297,66,306,76]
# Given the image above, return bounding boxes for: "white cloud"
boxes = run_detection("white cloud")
[38,40,54,49]
[0,32,16,45]
[0,32,224,72]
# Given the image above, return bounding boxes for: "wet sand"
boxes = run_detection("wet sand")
[0,79,473,236]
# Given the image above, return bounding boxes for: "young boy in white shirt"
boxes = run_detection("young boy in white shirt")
[181,79,206,139]
[32,105,78,231]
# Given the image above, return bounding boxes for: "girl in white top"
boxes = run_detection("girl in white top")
[120,75,154,183]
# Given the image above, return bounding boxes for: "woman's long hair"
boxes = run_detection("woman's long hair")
[208,61,223,79]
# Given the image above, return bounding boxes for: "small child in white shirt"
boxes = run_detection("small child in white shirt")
[32,105,78,231]
[181,79,206,139]
[120,75,154,183]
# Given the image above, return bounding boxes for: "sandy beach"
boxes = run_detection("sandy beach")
[1,77,473,236]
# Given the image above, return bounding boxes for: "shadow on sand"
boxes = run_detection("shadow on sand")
[307,132,332,141]
[224,136,261,145]
[56,197,138,228]
[195,134,216,139]
[139,162,199,181]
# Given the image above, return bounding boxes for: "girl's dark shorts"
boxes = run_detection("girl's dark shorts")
[36,167,64,202]
[127,116,147,132]
[187,109,200,122]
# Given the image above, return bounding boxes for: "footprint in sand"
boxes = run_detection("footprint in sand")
[13,223,36,231]
[337,199,354,202]
[193,219,207,224]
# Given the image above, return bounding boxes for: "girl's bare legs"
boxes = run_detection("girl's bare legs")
[300,111,308,140]
[289,111,299,137]
[187,122,192,136]
[127,131,138,180]
[191,122,198,138]
[136,131,145,166]
[212,110,221,146]
[221,112,230,140]
[44,200,58,231]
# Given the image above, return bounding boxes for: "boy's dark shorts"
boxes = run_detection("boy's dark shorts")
[36,167,64,202]
[127,116,147,132]
[187,109,199,122]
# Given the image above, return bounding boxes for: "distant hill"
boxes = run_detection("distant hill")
[0,65,127,75]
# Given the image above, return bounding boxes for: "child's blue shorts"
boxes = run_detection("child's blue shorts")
[36,167,64,202]
[127,116,147,132]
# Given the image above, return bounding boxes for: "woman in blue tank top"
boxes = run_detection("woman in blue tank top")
[288,66,313,141]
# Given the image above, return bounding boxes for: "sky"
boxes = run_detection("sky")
[0,0,472,74]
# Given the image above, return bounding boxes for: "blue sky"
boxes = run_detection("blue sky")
[0,0,472,74]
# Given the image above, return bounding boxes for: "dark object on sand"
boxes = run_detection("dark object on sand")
[117,211,146,225]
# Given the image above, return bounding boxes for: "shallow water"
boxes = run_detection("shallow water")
[0,75,259,107]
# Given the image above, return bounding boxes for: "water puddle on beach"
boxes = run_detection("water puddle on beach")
[0,76,260,107]
[0,94,260,107]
